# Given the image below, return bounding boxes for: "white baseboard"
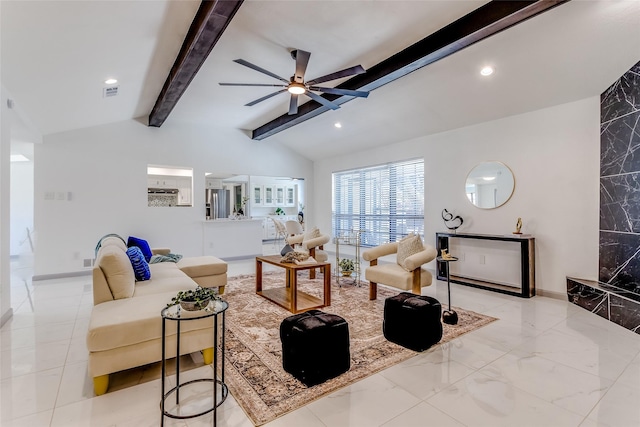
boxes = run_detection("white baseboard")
[32,270,91,282]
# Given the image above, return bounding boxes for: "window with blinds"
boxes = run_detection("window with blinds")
[332,158,424,247]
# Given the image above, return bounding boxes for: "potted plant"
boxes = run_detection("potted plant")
[167,286,219,311]
[237,196,250,216]
[339,258,355,276]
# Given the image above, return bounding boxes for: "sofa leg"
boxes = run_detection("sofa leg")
[93,374,109,396]
[218,285,225,295]
[202,347,214,365]
[369,282,378,300]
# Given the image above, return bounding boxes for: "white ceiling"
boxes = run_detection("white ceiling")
[2,0,640,161]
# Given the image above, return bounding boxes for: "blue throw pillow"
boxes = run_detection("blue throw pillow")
[126,246,151,281]
[127,236,153,262]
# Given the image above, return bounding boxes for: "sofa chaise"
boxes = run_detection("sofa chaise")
[87,236,227,395]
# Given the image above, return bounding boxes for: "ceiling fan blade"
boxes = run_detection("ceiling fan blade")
[309,86,369,98]
[304,91,340,110]
[288,94,299,115]
[233,59,289,83]
[245,89,288,106]
[293,50,311,83]
[219,83,287,87]
[306,65,366,85]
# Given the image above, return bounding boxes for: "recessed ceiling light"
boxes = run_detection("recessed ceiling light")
[334,122,342,128]
[104,78,118,85]
[10,154,29,162]
[480,66,494,76]
[482,176,496,181]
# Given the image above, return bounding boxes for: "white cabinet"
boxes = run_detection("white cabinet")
[203,220,263,259]
[263,217,276,240]
[148,175,177,188]
[206,178,222,189]
[275,186,285,205]
[252,185,263,206]
[285,187,295,206]
[264,186,275,206]
[176,178,192,206]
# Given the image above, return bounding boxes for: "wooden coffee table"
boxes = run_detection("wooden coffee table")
[255,255,331,314]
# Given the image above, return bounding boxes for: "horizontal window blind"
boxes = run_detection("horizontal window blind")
[332,158,424,247]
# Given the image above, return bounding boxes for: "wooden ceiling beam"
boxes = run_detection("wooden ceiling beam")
[252,0,570,140]
[149,0,244,127]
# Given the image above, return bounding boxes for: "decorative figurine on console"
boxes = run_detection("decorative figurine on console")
[442,209,463,233]
[440,249,456,261]
[513,217,523,235]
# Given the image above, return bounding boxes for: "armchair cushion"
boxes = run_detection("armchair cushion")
[365,264,432,290]
[397,234,424,272]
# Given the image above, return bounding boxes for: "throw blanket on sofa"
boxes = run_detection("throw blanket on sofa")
[149,253,183,263]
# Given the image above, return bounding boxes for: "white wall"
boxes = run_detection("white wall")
[1,85,12,324]
[10,160,33,256]
[34,119,314,277]
[314,97,601,296]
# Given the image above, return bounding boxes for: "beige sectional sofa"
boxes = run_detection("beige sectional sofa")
[87,236,227,395]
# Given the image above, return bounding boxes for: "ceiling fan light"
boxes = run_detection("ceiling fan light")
[288,83,306,95]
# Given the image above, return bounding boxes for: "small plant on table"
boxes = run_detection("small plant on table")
[339,258,355,276]
[168,286,219,311]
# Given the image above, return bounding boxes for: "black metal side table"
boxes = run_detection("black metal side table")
[436,256,458,325]
[161,298,229,426]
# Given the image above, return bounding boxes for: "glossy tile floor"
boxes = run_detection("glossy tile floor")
[2,248,640,427]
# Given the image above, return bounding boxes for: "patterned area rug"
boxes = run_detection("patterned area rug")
[221,271,497,426]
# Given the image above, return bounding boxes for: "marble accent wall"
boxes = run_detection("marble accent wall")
[599,60,640,296]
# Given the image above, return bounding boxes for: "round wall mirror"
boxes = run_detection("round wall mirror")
[465,161,514,209]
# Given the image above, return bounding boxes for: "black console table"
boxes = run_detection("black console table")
[436,232,535,298]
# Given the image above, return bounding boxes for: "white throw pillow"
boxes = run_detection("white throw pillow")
[396,234,424,271]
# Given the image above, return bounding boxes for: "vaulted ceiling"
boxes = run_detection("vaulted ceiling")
[2,1,639,160]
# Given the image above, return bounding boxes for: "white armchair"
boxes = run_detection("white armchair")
[285,220,304,237]
[270,218,287,247]
[287,229,330,279]
[362,238,436,300]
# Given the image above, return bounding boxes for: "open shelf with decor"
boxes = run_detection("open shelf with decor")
[335,229,362,287]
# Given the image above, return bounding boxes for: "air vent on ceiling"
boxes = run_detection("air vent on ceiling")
[103,86,119,98]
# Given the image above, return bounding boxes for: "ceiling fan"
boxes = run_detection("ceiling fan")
[219,49,369,115]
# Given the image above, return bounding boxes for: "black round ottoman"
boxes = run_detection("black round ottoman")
[383,292,443,351]
[280,310,350,386]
